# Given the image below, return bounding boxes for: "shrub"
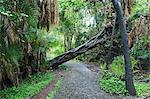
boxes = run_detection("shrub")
[111,56,137,78]
[99,74,150,96]
[99,55,150,96]
[0,72,55,99]
[99,73,127,95]
[101,56,137,79]
[131,36,150,70]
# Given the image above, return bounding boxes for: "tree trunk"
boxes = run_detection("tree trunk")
[0,65,3,90]
[112,0,136,96]
[49,28,110,69]
[121,0,131,17]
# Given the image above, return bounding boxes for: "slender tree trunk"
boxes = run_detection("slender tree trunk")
[64,34,67,52]
[112,0,136,96]
[16,66,20,85]
[106,16,117,69]
[127,0,132,14]
[0,64,3,90]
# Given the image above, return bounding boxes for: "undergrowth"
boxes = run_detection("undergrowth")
[59,64,68,70]
[0,71,55,99]
[99,55,150,97]
[99,73,128,95]
[46,78,62,99]
[46,28,64,59]
[99,73,150,96]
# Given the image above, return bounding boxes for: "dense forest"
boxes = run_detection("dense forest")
[0,0,150,99]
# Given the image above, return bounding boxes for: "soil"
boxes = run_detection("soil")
[28,70,63,99]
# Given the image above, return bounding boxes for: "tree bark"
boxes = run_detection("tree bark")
[0,65,3,90]
[49,28,110,69]
[112,0,136,96]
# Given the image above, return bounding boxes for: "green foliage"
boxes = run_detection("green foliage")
[110,56,125,78]
[99,73,150,96]
[59,0,91,51]
[101,63,107,76]
[59,0,85,27]
[101,56,137,78]
[46,78,62,99]
[111,56,137,78]
[100,55,150,96]
[59,64,68,70]
[24,28,64,60]
[59,0,86,19]
[99,74,127,95]
[131,36,150,60]
[0,0,42,88]
[4,44,23,66]
[135,82,150,96]
[132,0,150,14]
[48,34,64,57]
[131,36,150,70]
[19,0,39,28]
[46,28,64,59]
[0,72,55,99]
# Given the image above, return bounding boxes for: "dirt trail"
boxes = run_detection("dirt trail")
[31,61,137,99]
[53,61,133,99]
[30,70,62,99]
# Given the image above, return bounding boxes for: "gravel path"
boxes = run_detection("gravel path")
[54,61,128,99]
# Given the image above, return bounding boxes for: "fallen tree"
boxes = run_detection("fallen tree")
[49,27,112,69]
[49,0,136,96]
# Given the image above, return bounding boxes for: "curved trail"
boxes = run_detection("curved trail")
[54,61,124,99]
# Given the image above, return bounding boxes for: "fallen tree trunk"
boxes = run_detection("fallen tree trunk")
[49,27,111,69]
